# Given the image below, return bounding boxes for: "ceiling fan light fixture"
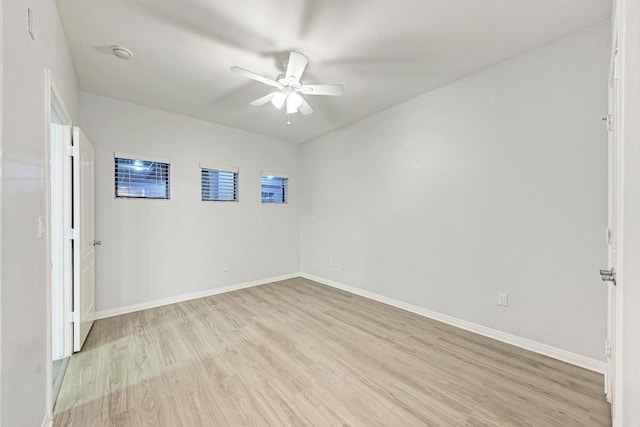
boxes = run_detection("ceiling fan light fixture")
[271,92,286,109]
[288,92,303,108]
[286,95,300,115]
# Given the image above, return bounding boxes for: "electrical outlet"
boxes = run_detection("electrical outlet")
[340,263,346,271]
[223,263,229,272]
[329,259,333,267]
[498,292,508,307]
[606,340,612,358]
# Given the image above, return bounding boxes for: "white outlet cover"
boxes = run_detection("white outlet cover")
[498,292,508,306]
[37,216,45,239]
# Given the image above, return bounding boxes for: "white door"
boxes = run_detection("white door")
[73,127,96,352]
[603,36,620,408]
[51,123,70,360]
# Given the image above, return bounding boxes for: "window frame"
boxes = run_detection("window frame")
[260,173,289,204]
[200,163,239,202]
[114,152,171,200]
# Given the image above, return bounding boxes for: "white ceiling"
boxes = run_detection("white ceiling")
[57,0,610,143]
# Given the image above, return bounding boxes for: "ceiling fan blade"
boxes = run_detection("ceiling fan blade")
[250,92,277,106]
[298,97,313,116]
[300,84,345,96]
[231,66,280,88]
[285,51,309,82]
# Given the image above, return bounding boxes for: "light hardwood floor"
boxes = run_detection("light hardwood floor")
[54,278,611,426]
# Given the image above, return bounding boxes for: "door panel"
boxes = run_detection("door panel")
[73,127,96,352]
[51,123,68,360]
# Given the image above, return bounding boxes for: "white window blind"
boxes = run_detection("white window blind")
[261,175,289,203]
[201,166,238,201]
[115,156,170,199]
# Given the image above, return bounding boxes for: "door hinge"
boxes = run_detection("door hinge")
[65,144,79,157]
[606,340,612,359]
[65,228,78,240]
[70,311,79,324]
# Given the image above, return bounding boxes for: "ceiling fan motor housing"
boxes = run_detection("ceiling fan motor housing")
[277,74,302,90]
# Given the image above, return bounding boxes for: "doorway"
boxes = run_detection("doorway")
[47,76,74,408]
[46,72,98,417]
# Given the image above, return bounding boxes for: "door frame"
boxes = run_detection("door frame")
[45,69,74,421]
[611,0,640,423]
[0,1,3,422]
[605,15,620,405]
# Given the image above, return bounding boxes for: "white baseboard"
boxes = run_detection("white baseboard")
[300,273,607,374]
[42,413,52,427]
[94,273,302,320]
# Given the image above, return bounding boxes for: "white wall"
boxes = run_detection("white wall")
[301,22,610,362]
[79,92,301,313]
[1,0,79,426]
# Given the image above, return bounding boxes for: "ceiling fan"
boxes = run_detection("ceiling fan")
[231,52,344,122]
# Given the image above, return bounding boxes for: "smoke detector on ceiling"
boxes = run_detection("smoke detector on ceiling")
[111,45,133,60]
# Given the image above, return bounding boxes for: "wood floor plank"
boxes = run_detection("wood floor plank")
[54,278,611,426]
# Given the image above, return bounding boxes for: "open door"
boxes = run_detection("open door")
[72,127,96,352]
[602,34,620,413]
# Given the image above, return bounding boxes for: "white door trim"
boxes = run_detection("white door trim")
[612,0,640,424]
[0,1,3,423]
[606,0,624,427]
[604,18,620,405]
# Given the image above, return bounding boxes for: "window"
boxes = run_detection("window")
[261,175,289,203]
[201,165,239,201]
[114,154,170,199]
